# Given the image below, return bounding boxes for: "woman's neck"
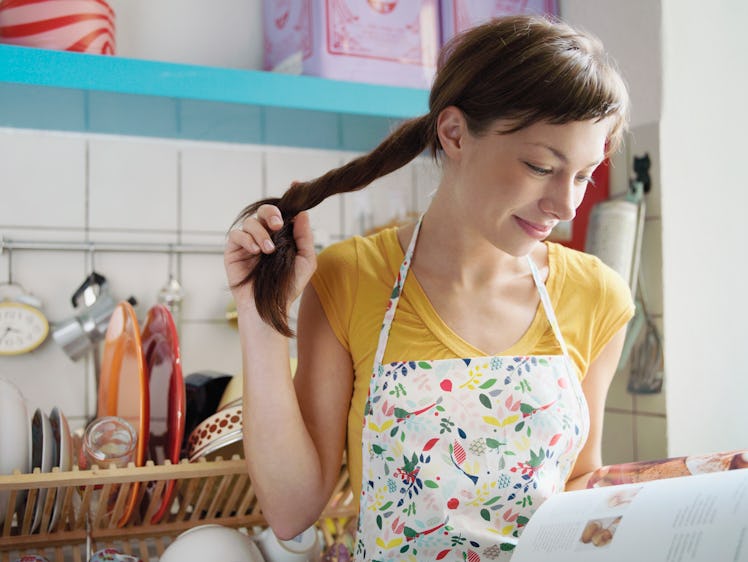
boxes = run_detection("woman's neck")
[400,193,547,292]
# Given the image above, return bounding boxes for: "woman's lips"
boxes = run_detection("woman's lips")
[514,216,555,239]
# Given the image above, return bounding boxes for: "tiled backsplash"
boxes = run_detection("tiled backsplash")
[0,125,665,463]
[0,127,436,433]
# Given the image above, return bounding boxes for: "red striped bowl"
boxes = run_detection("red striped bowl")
[0,0,115,54]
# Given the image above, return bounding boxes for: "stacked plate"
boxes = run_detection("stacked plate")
[97,302,185,525]
[0,378,73,532]
[0,378,29,527]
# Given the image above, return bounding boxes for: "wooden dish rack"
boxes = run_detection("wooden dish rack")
[0,457,357,562]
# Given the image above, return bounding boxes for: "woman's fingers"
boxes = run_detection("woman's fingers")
[293,211,315,259]
[256,204,284,231]
[226,228,261,255]
[240,210,281,254]
[226,203,317,303]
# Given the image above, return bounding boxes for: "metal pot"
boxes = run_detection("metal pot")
[52,272,135,361]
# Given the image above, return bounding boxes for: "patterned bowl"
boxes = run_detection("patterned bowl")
[186,405,243,462]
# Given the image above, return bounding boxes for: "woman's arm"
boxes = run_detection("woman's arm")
[239,284,353,538]
[565,325,628,491]
[226,207,353,539]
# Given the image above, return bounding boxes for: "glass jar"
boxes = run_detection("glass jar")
[79,416,137,470]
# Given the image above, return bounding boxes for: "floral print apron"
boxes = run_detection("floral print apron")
[355,218,590,561]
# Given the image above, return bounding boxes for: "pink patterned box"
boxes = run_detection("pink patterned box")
[440,0,558,44]
[263,0,439,89]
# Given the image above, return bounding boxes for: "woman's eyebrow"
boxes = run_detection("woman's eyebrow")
[523,142,602,168]
[523,142,567,162]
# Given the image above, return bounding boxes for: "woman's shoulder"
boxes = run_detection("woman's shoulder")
[311,227,402,351]
[548,241,635,328]
[548,241,631,301]
[316,227,401,276]
[547,242,635,369]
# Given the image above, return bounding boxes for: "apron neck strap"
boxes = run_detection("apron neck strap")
[526,255,571,358]
[373,214,423,367]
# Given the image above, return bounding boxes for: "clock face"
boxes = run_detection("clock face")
[0,301,50,355]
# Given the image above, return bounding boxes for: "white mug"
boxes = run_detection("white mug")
[252,525,322,562]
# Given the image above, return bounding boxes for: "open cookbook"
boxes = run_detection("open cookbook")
[512,450,748,561]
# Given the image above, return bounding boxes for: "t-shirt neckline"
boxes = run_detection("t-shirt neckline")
[383,227,566,358]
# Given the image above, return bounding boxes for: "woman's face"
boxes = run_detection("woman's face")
[446,116,611,256]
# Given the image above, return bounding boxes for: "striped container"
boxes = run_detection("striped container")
[0,0,115,54]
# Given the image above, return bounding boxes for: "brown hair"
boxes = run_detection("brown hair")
[232,14,630,336]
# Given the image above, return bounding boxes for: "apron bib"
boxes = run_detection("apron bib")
[355,218,590,562]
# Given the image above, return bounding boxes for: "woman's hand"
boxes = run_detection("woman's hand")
[224,204,317,307]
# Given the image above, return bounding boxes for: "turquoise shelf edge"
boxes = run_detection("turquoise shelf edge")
[0,44,430,150]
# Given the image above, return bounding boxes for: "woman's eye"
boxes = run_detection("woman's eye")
[525,162,552,176]
[576,175,597,187]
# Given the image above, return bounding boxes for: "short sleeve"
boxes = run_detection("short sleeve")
[590,258,636,362]
[310,238,359,352]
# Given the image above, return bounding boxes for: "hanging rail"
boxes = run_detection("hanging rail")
[0,238,224,255]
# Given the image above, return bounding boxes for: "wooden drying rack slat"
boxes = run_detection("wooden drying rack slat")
[0,458,247,490]
[0,456,357,561]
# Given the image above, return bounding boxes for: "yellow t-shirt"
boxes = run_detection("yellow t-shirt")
[310,227,635,506]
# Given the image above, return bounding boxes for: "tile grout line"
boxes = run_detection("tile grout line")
[605,406,666,418]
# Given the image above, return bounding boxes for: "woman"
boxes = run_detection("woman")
[225,14,633,561]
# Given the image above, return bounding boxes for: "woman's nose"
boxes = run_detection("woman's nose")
[540,177,580,222]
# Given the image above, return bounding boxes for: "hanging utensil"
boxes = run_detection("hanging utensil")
[51,246,136,362]
[157,248,184,317]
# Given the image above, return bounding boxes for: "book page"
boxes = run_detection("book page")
[512,469,748,562]
[587,450,747,488]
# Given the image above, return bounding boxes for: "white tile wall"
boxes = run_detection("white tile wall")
[634,414,668,462]
[181,145,264,233]
[0,336,88,422]
[344,163,415,236]
[178,322,243,378]
[605,364,635,412]
[0,130,86,229]
[179,252,233,322]
[88,137,179,235]
[601,411,636,465]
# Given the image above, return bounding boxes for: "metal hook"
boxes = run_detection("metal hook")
[87,242,96,273]
[4,244,12,285]
[168,244,176,279]
[158,244,184,314]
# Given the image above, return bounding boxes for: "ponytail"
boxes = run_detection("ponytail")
[232,114,435,336]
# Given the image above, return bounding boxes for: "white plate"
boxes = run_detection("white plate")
[0,378,30,526]
[30,408,57,533]
[48,406,72,532]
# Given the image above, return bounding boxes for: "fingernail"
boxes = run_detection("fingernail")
[250,243,261,253]
[263,240,275,252]
[269,216,283,227]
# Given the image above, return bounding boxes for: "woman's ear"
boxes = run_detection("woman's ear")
[436,106,467,159]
